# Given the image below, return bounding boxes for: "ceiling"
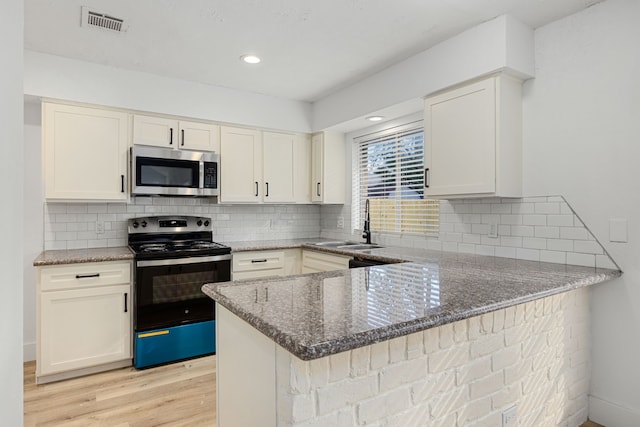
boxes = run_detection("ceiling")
[25,0,602,104]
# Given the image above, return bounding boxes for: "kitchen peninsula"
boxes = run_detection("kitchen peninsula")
[203,247,620,427]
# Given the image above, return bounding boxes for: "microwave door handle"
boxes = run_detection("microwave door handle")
[199,161,205,190]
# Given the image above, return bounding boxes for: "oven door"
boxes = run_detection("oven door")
[134,254,231,332]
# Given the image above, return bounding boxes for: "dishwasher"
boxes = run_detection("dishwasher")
[348,257,392,268]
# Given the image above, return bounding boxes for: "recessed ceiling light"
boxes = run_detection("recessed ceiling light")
[367,116,384,122]
[241,54,261,64]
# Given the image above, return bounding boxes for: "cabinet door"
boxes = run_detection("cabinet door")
[301,250,351,273]
[133,115,179,148]
[179,121,220,152]
[292,134,311,203]
[43,103,129,201]
[220,126,262,203]
[39,284,131,376]
[263,132,294,203]
[424,78,496,196]
[311,134,324,202]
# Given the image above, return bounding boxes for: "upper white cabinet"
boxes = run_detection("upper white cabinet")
[220,126,263,203]
[43,103,129,202]
[311,131,345,204]
[423,75,523,198]
[133,114,220,152]
[220,127,310,204]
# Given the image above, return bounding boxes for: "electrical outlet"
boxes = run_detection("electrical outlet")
[96,221,105,234]
[488,221,498,238]
[337,216,344,229]
[502,405,517,427]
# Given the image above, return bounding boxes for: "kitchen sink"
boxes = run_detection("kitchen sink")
[337,244,383,250]
[311,241,353,247]
[309,241,384,250]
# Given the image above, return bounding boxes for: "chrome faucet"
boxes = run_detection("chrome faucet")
[362,199,371,244]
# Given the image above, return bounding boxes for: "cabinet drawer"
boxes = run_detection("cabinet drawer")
[232,251,285,273]
[40,261,131,292]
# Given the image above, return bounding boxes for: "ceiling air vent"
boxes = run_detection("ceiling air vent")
[81,6,128,33]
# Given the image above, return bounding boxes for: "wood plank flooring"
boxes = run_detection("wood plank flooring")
[24,356,216,427]
[24,356,605,426]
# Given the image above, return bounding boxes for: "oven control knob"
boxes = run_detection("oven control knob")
[197,220,203,226]
[132,221,139,229]
[204,220,210,227]
[141,221,148,228]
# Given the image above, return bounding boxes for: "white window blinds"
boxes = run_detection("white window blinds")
[352,121,439,236]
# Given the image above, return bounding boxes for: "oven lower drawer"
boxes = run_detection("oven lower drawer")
[134,320,215,369]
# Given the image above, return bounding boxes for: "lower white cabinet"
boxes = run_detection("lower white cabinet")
[232,250,286,280]
[301,249,351,273]
[37,261,132,383]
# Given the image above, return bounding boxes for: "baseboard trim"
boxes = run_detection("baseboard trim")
[590,395,640,426]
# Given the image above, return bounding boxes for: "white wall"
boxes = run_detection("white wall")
[312,14,534,131]
[522,0,640,424]
[23,101,43,361]
[24,51,313,134]
[1,0,24,423]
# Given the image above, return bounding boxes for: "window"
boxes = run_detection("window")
[352,121,439,236]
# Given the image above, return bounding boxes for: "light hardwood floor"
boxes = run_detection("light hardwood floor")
[24,356,605,427]
[24,356,216,427]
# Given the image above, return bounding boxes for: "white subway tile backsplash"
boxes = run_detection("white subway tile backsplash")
[534,202,561,214]
[534,226,560,239]
[522,215,547,226]
[547,239,574,252]
[45,195,618,270]
[566,253,596,268]
[560,227,590,241]
[547,215,575,227]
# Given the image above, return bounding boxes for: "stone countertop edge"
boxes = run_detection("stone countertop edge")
[204,267,620,361]
[33,247,134,266]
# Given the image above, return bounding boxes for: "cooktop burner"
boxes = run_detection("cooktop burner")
[127,216,231,259]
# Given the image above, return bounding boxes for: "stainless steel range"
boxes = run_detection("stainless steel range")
[128,215,231,369]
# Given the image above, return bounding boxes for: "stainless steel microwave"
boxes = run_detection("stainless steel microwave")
[131,145,219,197]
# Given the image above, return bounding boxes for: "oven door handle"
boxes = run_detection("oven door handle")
[136,254,232,267]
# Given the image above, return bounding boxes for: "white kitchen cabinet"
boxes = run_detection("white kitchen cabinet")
[221,128,310,204]
[301,249,351,273]
[232,250,285,280]
[133,114,220,152]
[292,134,312,203]
[311,131,345,204]
[283,248,302,276]
[37,261,132,383]
[423,74,522,198]
[220,126,263,203]
[43,103,129,202]
[263,132,294,203]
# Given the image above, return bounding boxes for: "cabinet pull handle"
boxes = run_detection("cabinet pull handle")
[75,273,100,279]
[251,259,268,263]
[424,168,429,188]
[169,128,173,145]
[121,175,125,193]
[124,293,128,313]
[181,129,185,146]
[316,182,321,197]
[265,287,269,302]
[265,182,269,197]
[255,181,259,197]
[255,289,258,303]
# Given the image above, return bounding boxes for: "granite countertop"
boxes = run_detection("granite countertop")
[33,247,134,266]
[225,238,331,252]
[203,249,621,361]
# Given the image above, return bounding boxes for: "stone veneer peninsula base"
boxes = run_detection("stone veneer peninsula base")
[216,287,590,427]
